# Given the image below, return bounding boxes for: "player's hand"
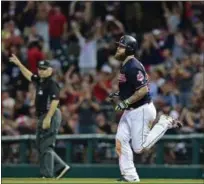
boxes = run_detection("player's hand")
[9,54,21,66]
[115,99,130,111]
[42,116,51,129]
[108,91,119,99]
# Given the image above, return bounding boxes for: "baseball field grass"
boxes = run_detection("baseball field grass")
[2,178,203,184]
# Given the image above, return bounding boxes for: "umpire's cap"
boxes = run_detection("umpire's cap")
[116,35,137,56]
[37,60,52,70]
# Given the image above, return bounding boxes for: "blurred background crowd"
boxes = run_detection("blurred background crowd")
[1,1,204,165]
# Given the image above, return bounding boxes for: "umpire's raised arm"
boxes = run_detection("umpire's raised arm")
[9,54,33,81]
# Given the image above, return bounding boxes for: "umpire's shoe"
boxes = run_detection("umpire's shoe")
[117,176,140,182]
[56,165,70,179]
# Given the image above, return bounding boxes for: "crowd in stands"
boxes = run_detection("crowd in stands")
[1,1,204,164]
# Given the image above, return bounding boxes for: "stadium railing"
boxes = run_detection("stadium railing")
[2,133,204,165]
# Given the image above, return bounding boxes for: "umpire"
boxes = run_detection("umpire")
[9,54,70,179]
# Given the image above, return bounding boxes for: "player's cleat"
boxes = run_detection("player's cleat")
[167,116,183,128]
[117,176,140,182]
[172,119,183,128]
[159,115,183,129]
[56,165,70,179]
[41,175,48,179]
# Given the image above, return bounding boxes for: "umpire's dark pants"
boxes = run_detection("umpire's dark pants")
[36,108,67,178]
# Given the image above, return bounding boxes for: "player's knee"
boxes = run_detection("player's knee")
[141,140,154,151]
[115,139,122,157]
[133,148,144,154]
[132,145,148,154]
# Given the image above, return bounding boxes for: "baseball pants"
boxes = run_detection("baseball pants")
[36,108,67,178]
[116,102,174,181]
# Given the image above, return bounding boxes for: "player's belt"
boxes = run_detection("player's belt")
[127,100,152,110]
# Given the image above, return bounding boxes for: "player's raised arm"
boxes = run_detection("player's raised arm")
[9,54,33,81]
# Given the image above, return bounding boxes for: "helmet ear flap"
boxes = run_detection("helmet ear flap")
[125,45,134,55]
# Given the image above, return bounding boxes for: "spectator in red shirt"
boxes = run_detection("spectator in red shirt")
[185,2,193,21]
[93,64,113,102]
[48,6,67,51]
[27,41,44,73]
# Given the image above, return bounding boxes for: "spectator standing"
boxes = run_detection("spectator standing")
[173,56,195,107]
[27,41,45,74]
[20,1,36,30]
[49,6,67,51]
[70,82,100,133]
[71,18,102,75]
[162,2,182,34]
[93,64,113,103]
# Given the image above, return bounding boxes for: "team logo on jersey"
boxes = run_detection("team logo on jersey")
[137,71,144,81]
[118,73,127,83]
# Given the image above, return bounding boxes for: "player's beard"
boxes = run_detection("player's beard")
[114,52,126,61]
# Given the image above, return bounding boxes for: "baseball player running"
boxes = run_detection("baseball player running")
[109,35,182,182]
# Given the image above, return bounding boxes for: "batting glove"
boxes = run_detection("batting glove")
[115,99,131,111]
[108,91,119,99]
